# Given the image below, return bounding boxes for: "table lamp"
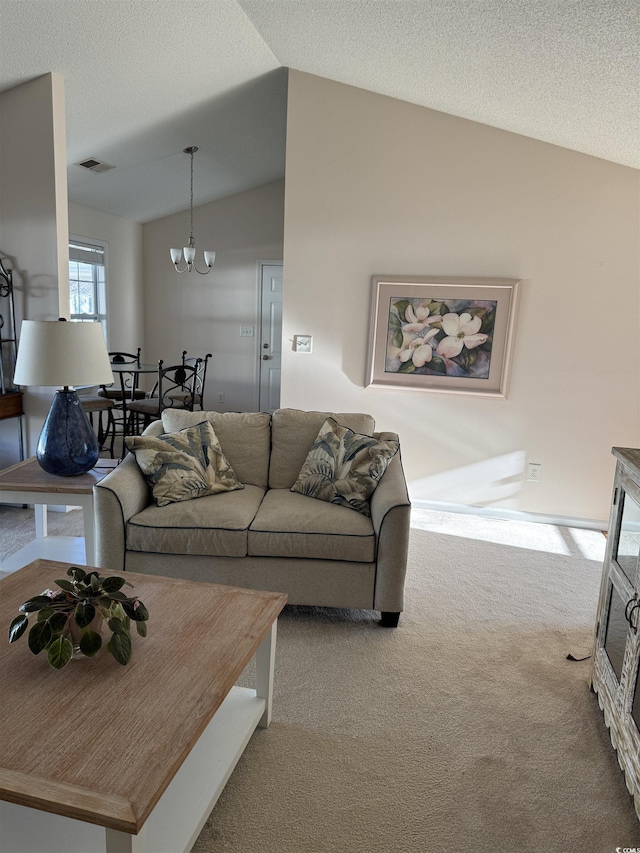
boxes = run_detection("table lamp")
[13,319,114,476]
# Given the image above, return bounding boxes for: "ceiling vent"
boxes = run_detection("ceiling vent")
[77,158,115,173]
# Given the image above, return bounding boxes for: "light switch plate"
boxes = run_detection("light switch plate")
[240,326,254,337]
[293,334,313,353]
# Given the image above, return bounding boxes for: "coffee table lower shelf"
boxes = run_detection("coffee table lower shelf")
[0,685,266,853]
[0,535,86,574]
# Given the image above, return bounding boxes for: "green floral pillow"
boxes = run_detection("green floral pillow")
[125,421,243,507]
[290,417,399,516]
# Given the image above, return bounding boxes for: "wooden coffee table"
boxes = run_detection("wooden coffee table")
[0,559,287,853]
[0,457,118,572]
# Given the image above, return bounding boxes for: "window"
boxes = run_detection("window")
[68,238,108,341]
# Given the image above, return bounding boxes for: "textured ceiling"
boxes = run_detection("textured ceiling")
[0,0,637,224]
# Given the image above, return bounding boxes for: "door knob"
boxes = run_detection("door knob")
[262,355,271,360]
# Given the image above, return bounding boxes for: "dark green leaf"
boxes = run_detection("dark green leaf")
[107,591,127,601]
[19,595,56,613]
[108,617,128,635]
[429,301,446,316]
[9,614,29,643]
[462,349,478,370]
[122,601,149,621]
[392,328,403,349]
[136,620,147,637]
[481,336,492,352]
[79,630,102,657]
[398,361,415,373]
[428,356,447,374]
[100,576,126,593]
[47,636,73,669]
[48,612,70,633]
[54,579,76,593]
[480,309,496,335]
[74,601,96,629]
[392,300,410,322]
[90,575,100,592]
[107,632,132,666]
[37,606,55,622]
[67,566,86,581]
[28,620,52,655]
[388,312,401,328]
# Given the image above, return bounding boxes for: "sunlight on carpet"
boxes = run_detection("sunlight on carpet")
[410,507,606,562]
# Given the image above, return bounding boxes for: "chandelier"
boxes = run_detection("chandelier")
[170,146,215,275]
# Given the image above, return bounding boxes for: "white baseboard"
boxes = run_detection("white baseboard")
[411,499,608,532]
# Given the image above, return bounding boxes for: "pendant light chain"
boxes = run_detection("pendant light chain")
[189,148,194,248]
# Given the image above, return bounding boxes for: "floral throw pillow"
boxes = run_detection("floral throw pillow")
[290,417,399,516]
[125,421,243,507]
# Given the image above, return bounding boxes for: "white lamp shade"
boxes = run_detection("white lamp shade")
[170,248,182,264]
[14,320,114,387]
[204,251,216,268]
[183,246,196,264]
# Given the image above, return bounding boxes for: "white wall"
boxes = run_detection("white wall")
[0,73,69,465]
[68,203,144,352]
[282,71,640,522]
[142,180,284,411]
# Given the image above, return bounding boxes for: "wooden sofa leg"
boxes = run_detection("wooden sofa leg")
[380,611,400,628]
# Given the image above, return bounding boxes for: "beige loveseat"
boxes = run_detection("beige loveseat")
[94,408,411,626]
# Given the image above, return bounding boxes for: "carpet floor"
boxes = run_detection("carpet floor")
[1,506,639,852]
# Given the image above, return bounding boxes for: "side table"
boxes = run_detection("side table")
[0,457,118,573]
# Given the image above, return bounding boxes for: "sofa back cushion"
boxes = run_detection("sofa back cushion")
[162,410,271,487]
[269,408,375,489]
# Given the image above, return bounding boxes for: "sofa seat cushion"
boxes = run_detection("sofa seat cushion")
[127,484,265,557]
[248,489,375,562]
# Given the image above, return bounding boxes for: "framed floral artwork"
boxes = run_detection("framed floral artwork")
[366,276,521,397]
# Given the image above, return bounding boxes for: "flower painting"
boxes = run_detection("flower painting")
[366,277,520,397]
[386,296,497,379]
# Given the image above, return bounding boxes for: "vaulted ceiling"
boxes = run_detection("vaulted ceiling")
[1,0,637,223]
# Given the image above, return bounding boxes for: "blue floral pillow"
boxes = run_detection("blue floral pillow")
[125,421,243,507]
[290,417,398,516]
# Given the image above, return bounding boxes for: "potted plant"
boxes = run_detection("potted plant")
[8,566,149,668]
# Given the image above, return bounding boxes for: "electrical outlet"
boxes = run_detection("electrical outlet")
[527,463,542,482]
[240,326,254,337]
[218,393,225,403]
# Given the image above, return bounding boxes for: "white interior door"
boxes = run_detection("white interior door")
[258,263,283,413]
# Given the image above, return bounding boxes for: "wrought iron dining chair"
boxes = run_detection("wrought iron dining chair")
[127,359,202,434]
[97,349,145,401]
[98,349,146,456]
[166,351,212,411]
[79,394,116,457]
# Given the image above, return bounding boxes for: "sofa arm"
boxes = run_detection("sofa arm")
[370,433,411,615]
[93,453,150,572]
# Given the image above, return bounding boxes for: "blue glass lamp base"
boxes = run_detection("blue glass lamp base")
[37,389,99,476]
